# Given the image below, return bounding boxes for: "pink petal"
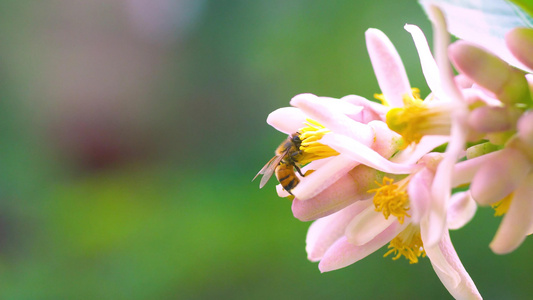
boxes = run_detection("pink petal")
[368,120,402,159]
[345,205,397,246]
[320,133,417,174]
[425,229,482,300]
[365,28,412,108]
[461,87,502,106]
[408,168,434,224]
[447,191,477,230]
[404,24,443,99]
[390,135,449,165]
[429,5,461,102]
[318,222,404,272]
[291,155,359,201]
[276,157,335,198]
[468,106,515,133]
[341,95,388,122]
[421,0,532,72]
[276,184,290,198]
[470,148,531,205]
[528,224,533,236]
[306,200,370,261]
[505,27,533,71]
[490,172,533,254]
[448,41,529,105]
[517,110,533,149]
[427,147,458,248]
[426,5,469,248]
[292,164,378,221]
[266,107,307,134]
[452,150,501,188]
[454,74,474,89]
[290,94,374,144]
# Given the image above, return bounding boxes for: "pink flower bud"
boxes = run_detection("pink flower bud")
[518,110,533,147]
[506,27,533,71]
[468,106,518,133]
[448,41,529,105]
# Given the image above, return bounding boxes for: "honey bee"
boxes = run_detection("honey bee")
[253,133,305,195]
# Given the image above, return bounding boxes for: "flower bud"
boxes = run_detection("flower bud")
[448,41,529,106]
[506,27,533,71]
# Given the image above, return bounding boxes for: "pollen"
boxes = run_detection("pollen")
[368,177,410,224]
[491,193,513,216]
[385,88,451,147]
[384,224,426,264]
[297,119,339,164]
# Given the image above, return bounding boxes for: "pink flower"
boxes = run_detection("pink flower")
[447,20,533,255]
[265,93,416,221]
[453,112,533,254]
[306,153,481,300]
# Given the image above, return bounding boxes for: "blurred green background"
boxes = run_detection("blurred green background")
[0,1,531,299]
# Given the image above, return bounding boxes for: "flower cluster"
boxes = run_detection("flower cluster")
[254,4,533,300]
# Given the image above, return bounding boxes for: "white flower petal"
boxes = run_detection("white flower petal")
[365,28,412,108]
[345,204,397,245]
[306,200,370,261]
[368,120,402,159]
[341,94,389,122]
[425,229,482,300]
[321,133,417,174]
[292,165,378,221]
[518,110,533,150]
[426,5,469,248]
[266,107,307,134]
[461,87,502,106]
[318,222,404,272]
[291,154,359,201]
[311,95,365,116]
[470,148,531,205]
[390,135,449,165]
[490,172,533,254]
[408,168,434,224]
[452,150,500,188]
[420,0,533,73]
[276,184,290,198]
[447,191,477,230]
[404,24,444,99]
[454,74,474,89]
[276,157,335,198]
[291,94,374,143]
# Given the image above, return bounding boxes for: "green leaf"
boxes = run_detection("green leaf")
[419,0,533,72]
[509,0,533,18]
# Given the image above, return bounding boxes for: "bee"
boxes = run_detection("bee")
[253,133,305,195]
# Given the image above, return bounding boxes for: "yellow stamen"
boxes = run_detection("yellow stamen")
[368,177,410,224]
[373,93,389,106]
[297,119,339,164]
[385,88,451,147]
[374,88,420,107]
[491,193,513,216]
[384,224,426,264]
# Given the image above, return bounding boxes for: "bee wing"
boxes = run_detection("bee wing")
[253,154,284,188]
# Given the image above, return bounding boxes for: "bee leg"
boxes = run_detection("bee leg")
[294,165,304,177]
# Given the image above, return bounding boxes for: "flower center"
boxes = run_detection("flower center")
[491,193,513,216]
[384,224,426,264]
[297,119,339,165]
[368,177,410,224]
[385,89,452,147]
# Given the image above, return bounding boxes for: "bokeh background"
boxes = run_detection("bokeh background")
[0,0,531,299]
